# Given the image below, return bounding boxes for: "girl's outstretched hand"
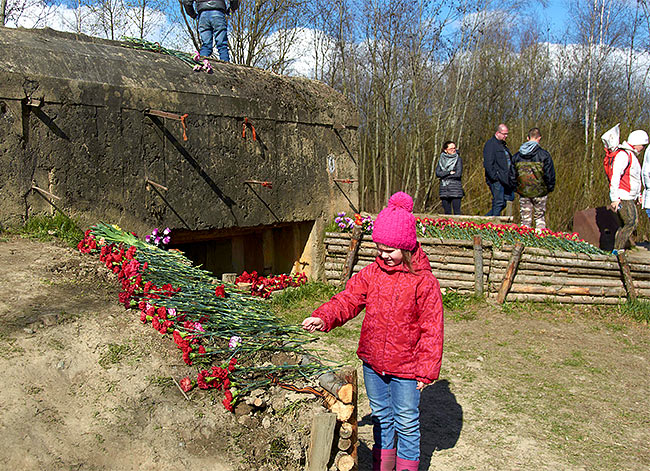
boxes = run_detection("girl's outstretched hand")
[416,381,426,391]
[302,316,325,333]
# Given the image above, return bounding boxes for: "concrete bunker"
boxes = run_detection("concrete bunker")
[0,27,360,279]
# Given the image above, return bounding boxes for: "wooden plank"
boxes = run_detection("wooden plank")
[502,293,624,305]
[474,236,484,296]
[340,226,364,285]
[497,243,524,304]
[306,413,337,471]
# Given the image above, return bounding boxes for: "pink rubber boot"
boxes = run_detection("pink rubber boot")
[395,456,419,471]
[372,447,397,471]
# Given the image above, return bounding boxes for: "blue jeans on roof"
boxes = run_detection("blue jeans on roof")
[363,363,421,461]
[198,9,230,62]
[486,180,514,216]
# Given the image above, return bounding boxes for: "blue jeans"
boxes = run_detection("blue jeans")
[198,10,229,61]
[486,181,514,216]
[646,208,650,219]
[363,363,421,461]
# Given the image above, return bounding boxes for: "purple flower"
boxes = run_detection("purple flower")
[162,236,171,245]
[229,336,242,349]
[154,236,161,245]
[163,227,171,235]
[145,235,151,243]
[151,228,159,236]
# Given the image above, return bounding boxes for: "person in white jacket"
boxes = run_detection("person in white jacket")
[610,130,648,252]
[642,145,650,221]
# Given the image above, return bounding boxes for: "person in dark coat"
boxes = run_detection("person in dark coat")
[483,123,514,216]
[435,141,464,214]
[509,127,556,230]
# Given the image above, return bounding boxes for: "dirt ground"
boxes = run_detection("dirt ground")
[1,237,649,470]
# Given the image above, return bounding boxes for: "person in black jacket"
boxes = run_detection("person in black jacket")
[183,0,239,62]
[483,123,515,216]
[509,127,556,230]
[435,141,464,214]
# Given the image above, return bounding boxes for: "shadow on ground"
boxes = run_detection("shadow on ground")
[357,379,462,470]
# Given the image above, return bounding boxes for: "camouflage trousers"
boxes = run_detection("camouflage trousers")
[519,195,548,230]
[614,199,638,250]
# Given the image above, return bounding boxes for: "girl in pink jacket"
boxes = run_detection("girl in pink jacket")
[303,192,444,471]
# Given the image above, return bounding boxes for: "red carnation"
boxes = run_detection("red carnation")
[179,377,194,392]
[222,390,234,412]
[214,285,226,298]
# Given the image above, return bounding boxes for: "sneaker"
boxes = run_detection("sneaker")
[612,249,625,255]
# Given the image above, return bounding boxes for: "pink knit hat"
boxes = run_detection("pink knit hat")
[372,192,417,251]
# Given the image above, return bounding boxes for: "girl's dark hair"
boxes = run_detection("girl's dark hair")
[442,141,455,153]
[401,249,416,274]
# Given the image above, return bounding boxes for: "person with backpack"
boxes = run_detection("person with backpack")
[509,128,555,230]
[182,0,239,62]
[608,129,648,253]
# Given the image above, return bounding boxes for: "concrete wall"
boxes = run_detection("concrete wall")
[0,27,359,279]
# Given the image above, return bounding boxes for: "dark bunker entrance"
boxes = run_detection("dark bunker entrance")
[168,221,315,278]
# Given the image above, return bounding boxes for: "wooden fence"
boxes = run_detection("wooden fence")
[323,232,650,304]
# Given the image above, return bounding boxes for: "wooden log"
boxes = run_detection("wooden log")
[322,391,354,422]
[318,371,354,404]
[473,236,484,296]
[491,274,625,288]
[509,284,626,297]
[342,367,358,468]
[431,271,488,282]
[617,252,637,301]
[340,225,364,285]
[497,242,524,304]
[335,452,355,471]
[437,279,477,289]
[306,412,337,471]
[428,262,476,273]
[338,422,353,439]
[501,293,624,305]
[338,438,352,451]
[492,252,621,270]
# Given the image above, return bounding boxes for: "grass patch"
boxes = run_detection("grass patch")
[272,282,341,326]
[12,213,83,248]
[619,299,650,323]
[98,342,139,369]
[271,282,340,310]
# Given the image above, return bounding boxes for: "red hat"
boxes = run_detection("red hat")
[372,192,417,251]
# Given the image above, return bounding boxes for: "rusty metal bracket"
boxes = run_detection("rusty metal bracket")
[31,184,60,200]
[333,179,358,184]
[245,180,272,189]
[145,178,169,192]
[145,109,189,141]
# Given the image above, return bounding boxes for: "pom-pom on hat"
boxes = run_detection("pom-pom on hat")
[372,191,417,251]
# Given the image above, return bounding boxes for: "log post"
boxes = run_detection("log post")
[497,243,524,304]
[306,412,337,471]
[342,367,358,470]
[340,225,364,285]
[616,252,637,301]
[473,235,484,296]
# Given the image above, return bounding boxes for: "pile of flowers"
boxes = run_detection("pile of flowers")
[333,212,605,255]
[335,212,374,233]
[235,271,308,298]
[78,223,334,411]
